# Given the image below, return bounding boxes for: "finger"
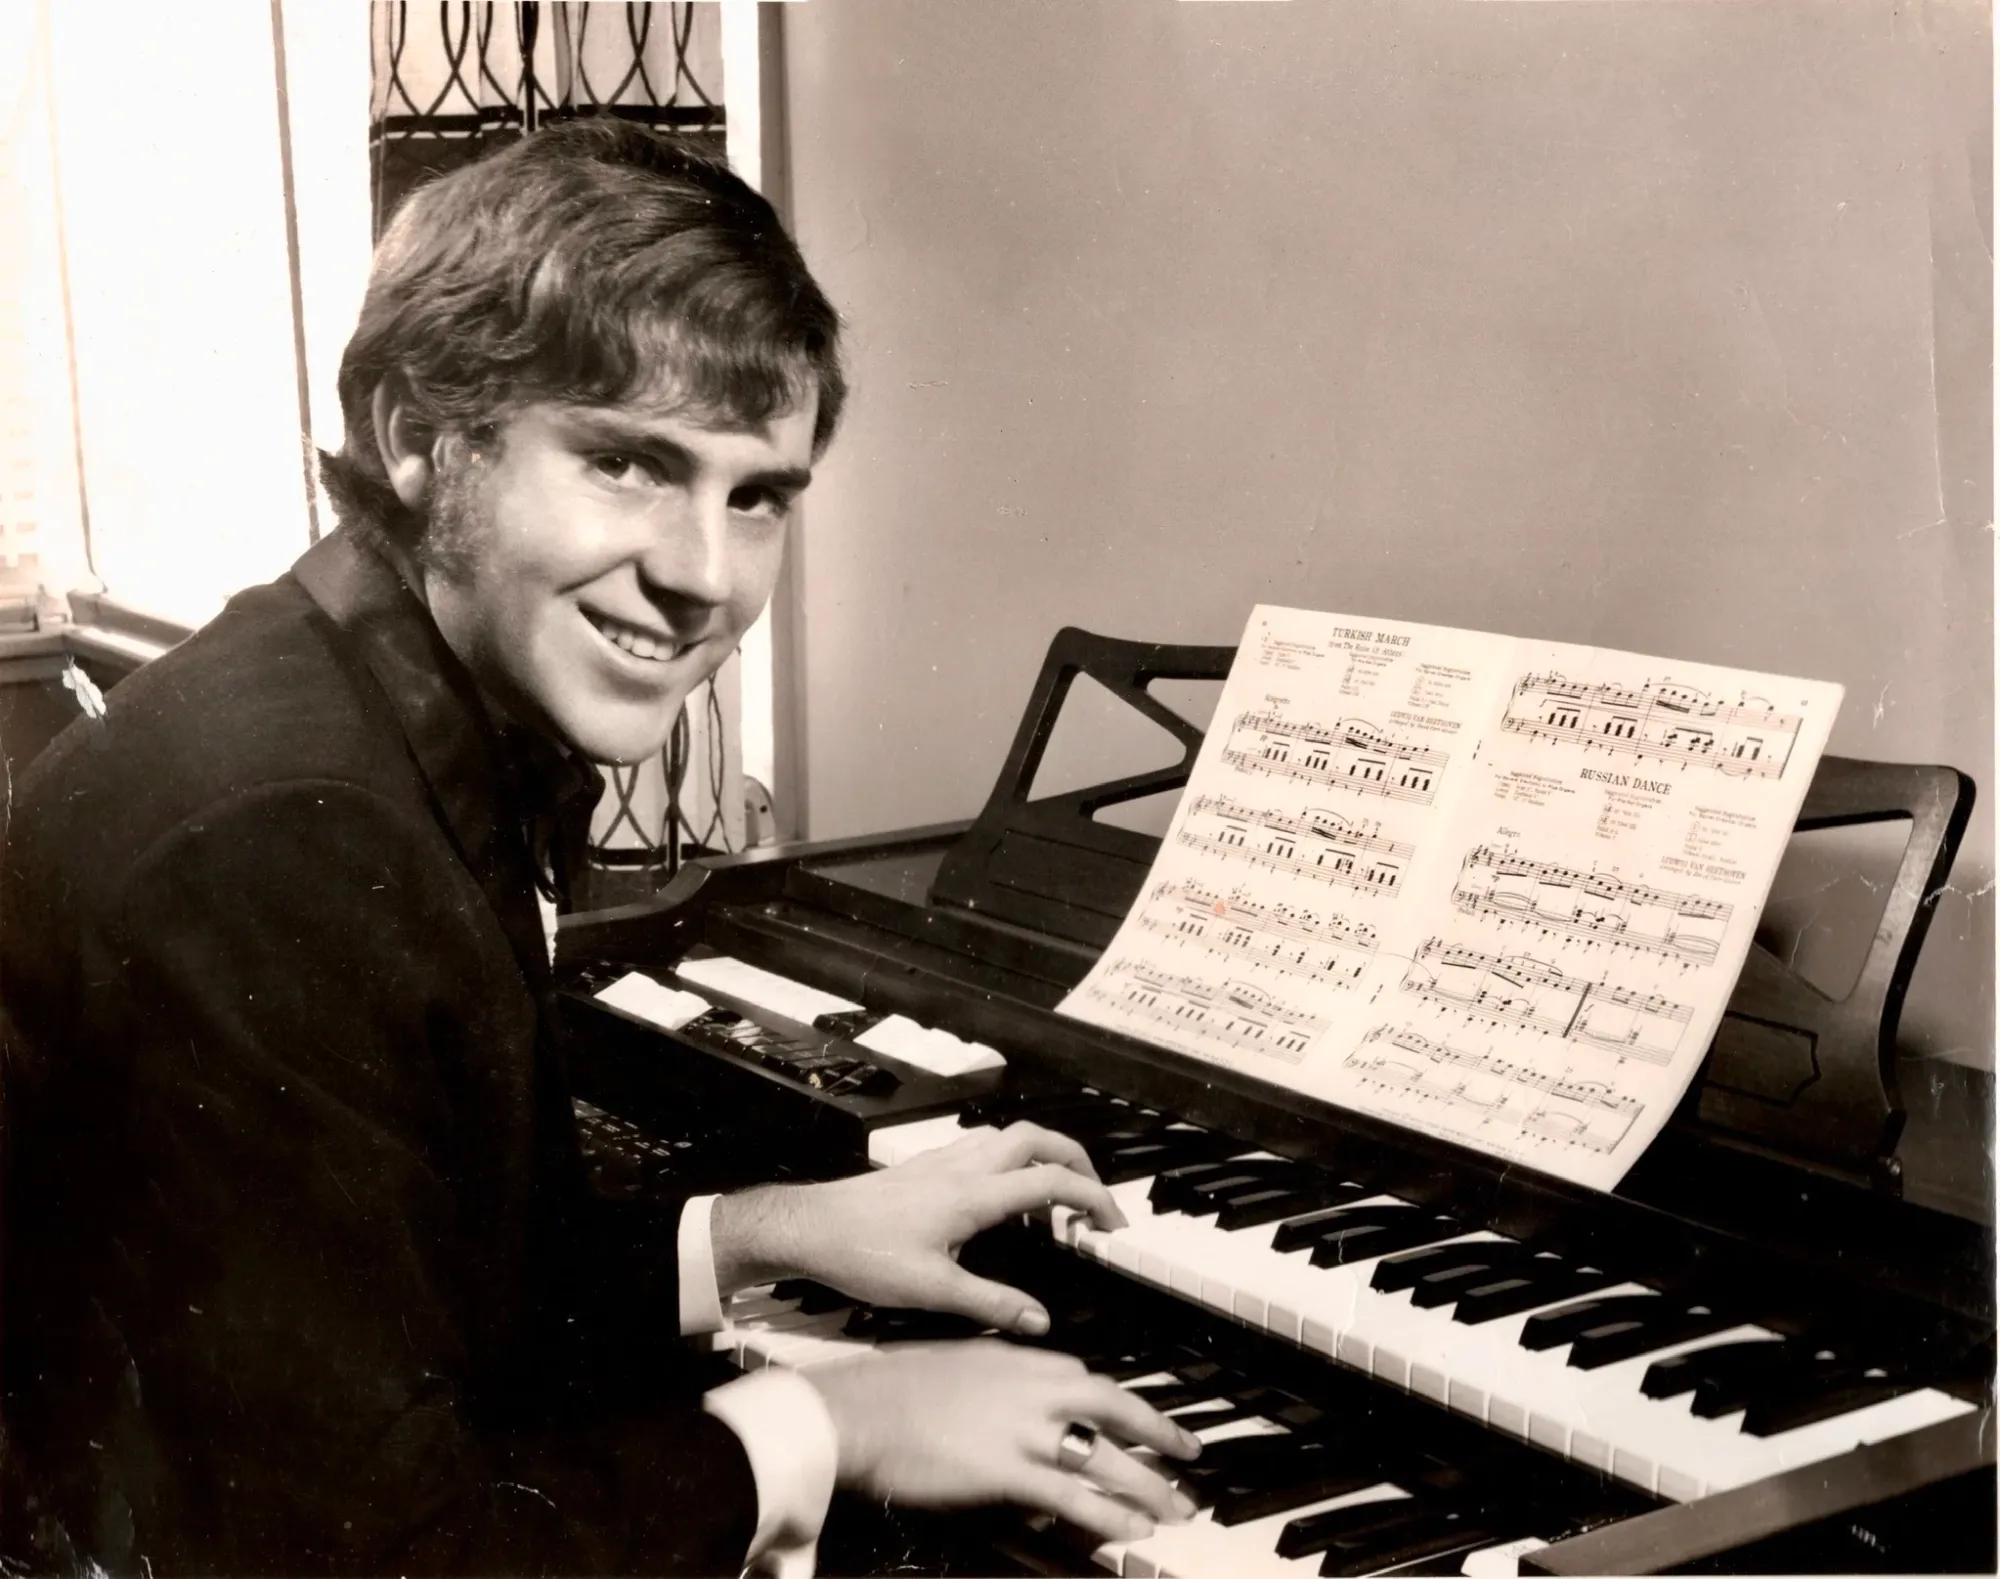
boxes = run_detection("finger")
[925,1265,1053,1337]
[1074,1438,1199,1525]
[991,1121,1103,1183]
[979,1163,1127,1232]
[1014,1467,1158,1547]
[1076,1377,1205,1461]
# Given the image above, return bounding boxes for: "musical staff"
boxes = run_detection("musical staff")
[1178,795,1414,897]
[1225,710,1447,806]
[1501,673,1801,779]
[1345,1025,1642,1154]
[1135,878,1377,985]
[1084,964,1327,1064]
[1055,603,1842,1193]
[1400,939,1691,1064]
[1451,845,1731,965]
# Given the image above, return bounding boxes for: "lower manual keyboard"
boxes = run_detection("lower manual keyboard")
[708,1271,1620,1577]
[866,1104,1976,1506]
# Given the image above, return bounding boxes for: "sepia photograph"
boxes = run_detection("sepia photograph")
[0,2,1991,1573]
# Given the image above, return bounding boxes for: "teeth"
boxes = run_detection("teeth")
[590,613,676,663]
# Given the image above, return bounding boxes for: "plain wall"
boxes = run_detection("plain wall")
[779,0,1992,1067]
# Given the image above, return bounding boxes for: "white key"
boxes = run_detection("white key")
[741,1321,876,1371]
[867,1112,982,1167]
[1041,1148,1974,1508]
[1716,1386,1977,1489]
[593,970,710,1031]
[1461,1535,1550,1577]
[1381,1276,1655,1415]
[1193,1416,1295,1447]
[1114,1485,1408,1579]
[856,1015,1006,1076]
[674,954,862,1023]
[1316,1232,1516,1385]
[1479,1322,1785,1498]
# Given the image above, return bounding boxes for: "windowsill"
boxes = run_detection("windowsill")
[0,592,191,678]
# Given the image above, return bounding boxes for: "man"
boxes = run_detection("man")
[0,121,1195,1574]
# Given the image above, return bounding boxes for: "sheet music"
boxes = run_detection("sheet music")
[1059,606,1843,1190]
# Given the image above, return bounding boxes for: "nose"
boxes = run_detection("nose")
[639,487,733,613]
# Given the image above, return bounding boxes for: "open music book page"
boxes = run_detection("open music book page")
[1057,605,1843,1191]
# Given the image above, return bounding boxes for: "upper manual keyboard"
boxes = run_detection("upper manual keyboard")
[869,1093,1976,1506]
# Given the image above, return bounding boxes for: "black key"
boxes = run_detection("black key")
[1219,1182,1368,1232]
[1164,1396,1268,1430]
[1183,1166,1323,1213]
[958,1086,1096,1125]
[1320,1510,1504,1578]
[1279,1494,1429,1560]
[1407,1263,1542,1310]
[771,1279,850,1315]
[1096,1130,1240,1184]
[962,1091,1153,1138]
[1149,1156,1326,1211]
[841,1306,988,1342]
[1148,1161,1244,1211]
[1153,1166,1271,1216]
[1074,1342,1198,1383]
[1043,1103,1173,1141]
[1693,1337,1877,1420]
[1642,1338,1789,1403]
[822,1063,902,1097]
[1272,1207,1384,1255]
[811,1008,883,1038]
[1213,1458,1391,1527]
[1126,1381,1216,1413]
[1524,1291,1670,1350]
[1552,1296,1737,1368]
[1308,1209,1465,1268]
[1451,1263,1621,1325]
[1177,1430,1300,1483]
[1372,1241,1529,1295]
[1692,1339,1875,1420]
[1743,1373,1928,1437]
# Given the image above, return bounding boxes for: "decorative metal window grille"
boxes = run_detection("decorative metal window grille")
[369,3,725,234]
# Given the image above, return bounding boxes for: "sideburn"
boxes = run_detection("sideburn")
[413,437,495,583]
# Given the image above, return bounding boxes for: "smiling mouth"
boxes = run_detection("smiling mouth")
[583,609,684,664]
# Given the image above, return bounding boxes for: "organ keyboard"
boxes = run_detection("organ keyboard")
[560,629,1994,1574]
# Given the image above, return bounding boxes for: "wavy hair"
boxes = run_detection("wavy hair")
[320,119,844,539]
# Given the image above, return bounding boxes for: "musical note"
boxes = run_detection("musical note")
[1083,963,1326,1064]
[1225,709,1447,806]
[1500,673,1800,779]
[1178,795,1415,897]
[1399,939,1691,1064]
[1344,1025,1642,1154]
[1451,845,1731,965]
[1135,878,1377,985]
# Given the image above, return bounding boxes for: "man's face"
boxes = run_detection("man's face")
[417,396,817,765]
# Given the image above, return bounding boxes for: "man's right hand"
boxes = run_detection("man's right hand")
[803,1340,1203,1545]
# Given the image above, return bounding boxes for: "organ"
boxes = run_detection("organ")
[559,629,1992,1575]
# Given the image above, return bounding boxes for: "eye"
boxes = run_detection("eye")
[589,452,655,486]
[729,485,794,521]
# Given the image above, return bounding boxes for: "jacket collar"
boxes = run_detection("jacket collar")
[288,527,602,982]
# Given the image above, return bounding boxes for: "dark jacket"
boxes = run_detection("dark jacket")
[0,530,758,1574]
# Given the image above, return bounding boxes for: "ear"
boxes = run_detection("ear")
[371,377,437,511]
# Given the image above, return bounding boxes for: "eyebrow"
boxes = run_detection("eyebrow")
[565,411,814,493]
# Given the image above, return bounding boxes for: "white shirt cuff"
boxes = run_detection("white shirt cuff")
[677,1193,727,1336]
[704,1368,839,1579]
